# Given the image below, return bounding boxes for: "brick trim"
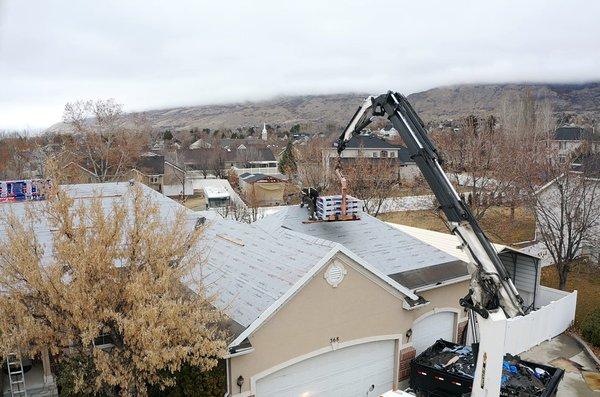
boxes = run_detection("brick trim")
[457,319,469,345]
[398,346,416,381]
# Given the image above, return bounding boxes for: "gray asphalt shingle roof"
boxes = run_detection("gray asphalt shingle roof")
[255,206,460,276]
[192,218,336,328]
[554,126,600,142]
[0,182,337,330]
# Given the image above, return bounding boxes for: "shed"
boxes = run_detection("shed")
[387,224,541,310]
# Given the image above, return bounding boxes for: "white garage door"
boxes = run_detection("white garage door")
[255,340,395,397]
[411,312,455,355]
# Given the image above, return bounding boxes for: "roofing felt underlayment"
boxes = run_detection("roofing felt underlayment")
[255,205,462,276]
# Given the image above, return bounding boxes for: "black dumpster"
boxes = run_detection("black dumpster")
[410,340,564,397]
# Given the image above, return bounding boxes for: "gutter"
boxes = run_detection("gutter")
[413,274,471,294]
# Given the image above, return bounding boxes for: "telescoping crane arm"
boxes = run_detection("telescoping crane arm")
[338,92,525,320]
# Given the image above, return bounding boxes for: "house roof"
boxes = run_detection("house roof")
[0,182,202,268]
[386,223,539,262]
[335,134,402,150]
[332,134,413,163]
[223,147,276,163]
[1,181,420,347]
[571,153,600,177]
[255,206,460,279]
[175,147,276,168]
[554,126,600,142]
[190,218,337,329]
[135,154,165,175]
[239,173,288,183]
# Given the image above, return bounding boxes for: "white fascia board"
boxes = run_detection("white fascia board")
[228,244,418,349]
[413,274,471,293]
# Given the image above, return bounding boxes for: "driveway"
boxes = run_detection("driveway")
[520,333,600,396]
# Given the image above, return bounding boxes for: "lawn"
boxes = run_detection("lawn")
[540,260,600,327]
[175,195,206,211]
[378,206,536,245]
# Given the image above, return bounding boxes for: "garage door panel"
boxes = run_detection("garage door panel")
[412,312,455,355]
[256,340,395,397]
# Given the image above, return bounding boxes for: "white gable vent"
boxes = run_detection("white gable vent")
[325,262,347,287]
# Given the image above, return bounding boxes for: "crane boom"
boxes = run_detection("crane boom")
[337,92,524,319]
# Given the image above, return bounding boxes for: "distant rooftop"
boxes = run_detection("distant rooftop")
[239,173,287,183]
[332,133,413,162]
[554,126,600,142]
[203,186,230,198]
[571,152,600,177]
[333,133,403,150]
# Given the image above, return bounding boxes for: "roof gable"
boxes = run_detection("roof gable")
[228,244,418,349]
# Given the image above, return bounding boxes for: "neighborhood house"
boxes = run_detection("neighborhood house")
[0,182,576,397]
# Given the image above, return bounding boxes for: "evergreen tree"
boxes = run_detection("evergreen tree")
[278,140,297,175]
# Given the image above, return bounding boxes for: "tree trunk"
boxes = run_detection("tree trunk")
[558,265,568,291]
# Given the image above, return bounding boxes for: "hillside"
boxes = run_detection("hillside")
[407,82,600,120]
[45,82,600,133]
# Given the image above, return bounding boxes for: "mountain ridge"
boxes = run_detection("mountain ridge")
[45,82,600,133]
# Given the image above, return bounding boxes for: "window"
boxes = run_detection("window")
[380,150,388,158]
[372,152,379,158]
[559,142,567,150]
[149,176,160,184]
[389,151,396,158]
[93,328,115,349]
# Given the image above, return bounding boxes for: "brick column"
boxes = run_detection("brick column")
[457,319,469,345]
[398,346,416,381]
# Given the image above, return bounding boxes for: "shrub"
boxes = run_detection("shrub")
[148,361,227,397]
[581,308,600,347]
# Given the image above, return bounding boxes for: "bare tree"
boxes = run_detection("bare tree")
[295,138,332,194]
[497,91,556,220]
[432,115,512,220]
[532,166,600,289]
[0,132,40,179]
[63,99,149,182]
[341,156,401,216]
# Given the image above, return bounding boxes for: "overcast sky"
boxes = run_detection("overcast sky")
[1,0,599,130]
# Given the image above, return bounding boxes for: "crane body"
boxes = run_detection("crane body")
[337,92,526,396]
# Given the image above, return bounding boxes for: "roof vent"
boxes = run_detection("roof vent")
[195,217,206,229]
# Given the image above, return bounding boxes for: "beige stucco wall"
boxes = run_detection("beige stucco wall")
[228,252,469,395]
[242,182,285,206]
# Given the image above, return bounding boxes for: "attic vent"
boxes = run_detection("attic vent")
[325,262,347,288]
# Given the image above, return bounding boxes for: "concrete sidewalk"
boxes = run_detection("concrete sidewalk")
[521,333,600,396]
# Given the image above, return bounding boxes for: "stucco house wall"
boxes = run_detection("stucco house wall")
[228,252,468,396]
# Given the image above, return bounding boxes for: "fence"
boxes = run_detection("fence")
[504,287,577,355]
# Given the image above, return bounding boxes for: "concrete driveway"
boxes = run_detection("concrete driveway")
[521,333,600,396]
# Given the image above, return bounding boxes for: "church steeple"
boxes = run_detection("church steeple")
[261,123,268,141]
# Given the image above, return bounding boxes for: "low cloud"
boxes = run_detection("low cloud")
[1,0,599,129]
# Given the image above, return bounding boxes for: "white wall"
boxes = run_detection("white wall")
[162,180,194,197]
[503,288,577,355]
